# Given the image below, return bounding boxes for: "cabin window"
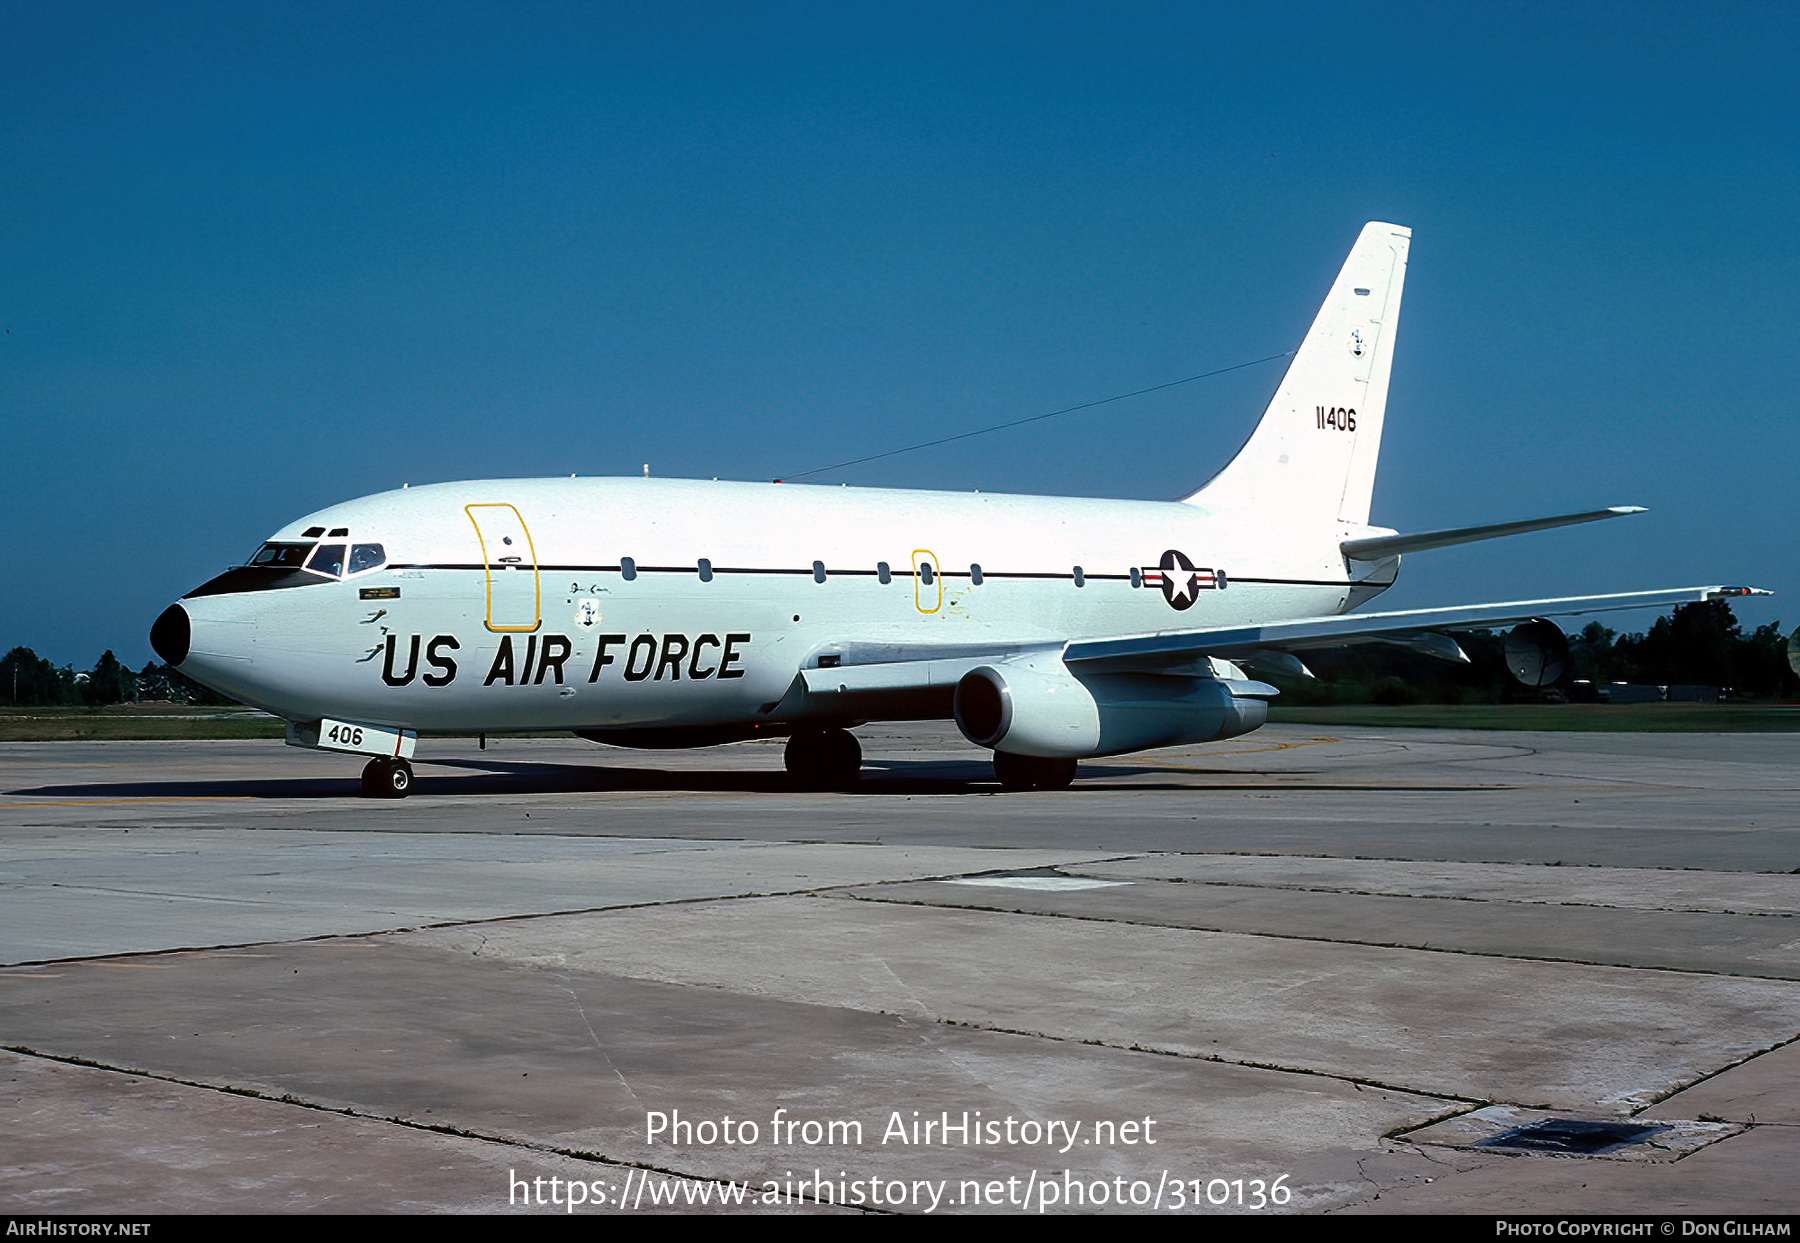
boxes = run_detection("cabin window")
[969,563,983,586]
[698,558,713,582]
[307,544,346,577]
[877,561,891,585]
[347,544,386,575]
[1130,567,1143,588]
[1072,566,1086,587]
[249,542,315,569]
[812,560,827,583]
[620,557,637,582]
[918,561,934,586]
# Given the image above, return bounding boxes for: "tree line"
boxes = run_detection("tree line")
[4,601,1795,710]
[0,648,234,707]
[1280,600,1797,706]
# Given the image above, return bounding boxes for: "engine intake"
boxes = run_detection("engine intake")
[1504,618,1569,686]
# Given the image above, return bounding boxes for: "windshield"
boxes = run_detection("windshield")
[306,544,346,577]
[249,542,315,569]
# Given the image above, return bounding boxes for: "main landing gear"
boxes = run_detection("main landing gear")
[784,727,862,790]
[361,756,414,798]
[992,751,1077,791]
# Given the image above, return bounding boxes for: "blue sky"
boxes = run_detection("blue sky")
[5,1,1797,667]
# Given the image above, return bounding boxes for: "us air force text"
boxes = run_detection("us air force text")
[377,632,752,687]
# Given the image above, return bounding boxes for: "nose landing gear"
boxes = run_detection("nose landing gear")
[361,757,414,798]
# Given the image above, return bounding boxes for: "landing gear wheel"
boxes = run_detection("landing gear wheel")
[784,728,863,790]
[992,751,1077,791]
[361,757,413,798]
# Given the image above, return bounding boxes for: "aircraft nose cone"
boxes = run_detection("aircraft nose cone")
[150,603,191,666]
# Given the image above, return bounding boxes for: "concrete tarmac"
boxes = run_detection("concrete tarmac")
[1,723,1797,1215]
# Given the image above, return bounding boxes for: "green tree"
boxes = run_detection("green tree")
[1611,600,1795,695]
[1268,601,1797,704]
[1647,601,1736,685]
[133,660,233,705]
[1737,621,1800,698]
[81,650,137,706]
[1,647,75,705]
[1569,622,1622,685]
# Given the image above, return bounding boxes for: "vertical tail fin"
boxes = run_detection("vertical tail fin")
[1185,222,1410,528]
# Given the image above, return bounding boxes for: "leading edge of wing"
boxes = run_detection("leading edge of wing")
[1063,585,1772,672]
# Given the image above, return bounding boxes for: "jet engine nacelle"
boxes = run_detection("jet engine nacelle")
[1504,618,1570,687]
[953,654,1270,758]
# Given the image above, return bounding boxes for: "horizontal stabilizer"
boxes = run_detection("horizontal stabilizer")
[1340,507,1647,561]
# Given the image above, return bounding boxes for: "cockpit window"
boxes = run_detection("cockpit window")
[347,543,386,575]
[306,544,346,577]
[249,542,315,569]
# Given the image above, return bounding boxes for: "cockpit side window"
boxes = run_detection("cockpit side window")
[250,542,315,569]
[306,544,346,576]
[186,540,350,598]
[347,543,387,574]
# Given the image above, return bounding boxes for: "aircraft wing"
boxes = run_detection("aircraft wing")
[792,585,1768,709]
[1062,585,1769,673]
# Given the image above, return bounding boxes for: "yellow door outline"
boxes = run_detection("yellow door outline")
[912,548,942,614]
[466,503,542,633]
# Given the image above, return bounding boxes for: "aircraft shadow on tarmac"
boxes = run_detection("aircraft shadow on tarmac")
[7,756,1490,800]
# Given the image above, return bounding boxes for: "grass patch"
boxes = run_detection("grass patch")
[0,705,287,742]
[1267,703,1800,732]
[0,706,573,743]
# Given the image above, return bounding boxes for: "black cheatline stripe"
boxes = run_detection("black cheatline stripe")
[394,563,1369,587]
[711,566,814,576]
[1234,576,1398,588]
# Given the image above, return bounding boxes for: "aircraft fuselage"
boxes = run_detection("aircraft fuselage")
[160,476,1388,735]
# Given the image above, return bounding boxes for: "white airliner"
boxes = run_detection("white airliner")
[150,222,1764,796]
